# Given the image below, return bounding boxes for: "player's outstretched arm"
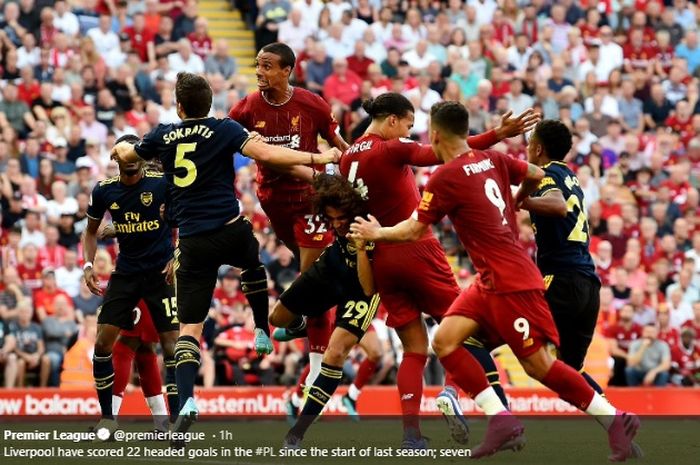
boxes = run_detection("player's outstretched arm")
[520,189,568,218]
[350,215,428,244]
[348,236,375,296]
[242,137,341,166]
[494,109,541,141]
[81,217,104,296]
[514,163,546,208]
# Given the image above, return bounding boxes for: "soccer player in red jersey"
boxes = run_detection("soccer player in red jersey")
[229,43,347,404]
[111,300,170,431]
[338,92,538,446]
[351,101,641,461]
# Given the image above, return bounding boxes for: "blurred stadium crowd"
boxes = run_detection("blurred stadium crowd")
[0,0,699,392]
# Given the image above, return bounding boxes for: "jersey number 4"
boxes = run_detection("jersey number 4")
[347,161,369,200]
[175,143,198,188]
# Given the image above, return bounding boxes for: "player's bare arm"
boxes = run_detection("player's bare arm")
[520,189,568,218]
[348,236,375,296]
[514,163,546,207]
[81,217,104,296]
[242,137,341,166]
[350,214,429,244]
[494,109,541,141]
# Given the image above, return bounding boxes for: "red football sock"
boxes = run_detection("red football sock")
[444,373,460,397]
[397,352,427,436]
[439,347,490,398]
[540,360,595,411]
[295,363,311,397]
[353,358,378,390]
[306,313,333,353]
[135,350,163,398]
[112,340,135,397]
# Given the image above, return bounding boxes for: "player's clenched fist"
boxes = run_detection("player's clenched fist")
[317,147,342,164]
[349,215,382,242]
[111,140,134,162]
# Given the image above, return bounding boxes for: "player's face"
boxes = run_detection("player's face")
[117,155,144,177]
[324,206,351,236]
[526,133,543,165]
[255,52,289,91]
[387,112,414,139]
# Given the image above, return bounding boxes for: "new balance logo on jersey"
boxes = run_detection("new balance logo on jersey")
[401,394,414,401]
[255,121,266,128]
[110,202,120,210]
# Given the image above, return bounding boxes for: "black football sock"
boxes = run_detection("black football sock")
[93,352,115,420]
[288,362,342,439]
[175,336,201,410]
[582,370,605,395]
[465,342,509,408]
[241,265,270,336]
[164,356,179,422]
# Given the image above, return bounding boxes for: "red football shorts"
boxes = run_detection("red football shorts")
[446,286,560,359]
[372,237,460,329]
[258,189,333,249]
[120,301,159,344]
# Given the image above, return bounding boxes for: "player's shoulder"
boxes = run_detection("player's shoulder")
[544,161,576,188]
[98,175,120,188]
[294,87,330,108]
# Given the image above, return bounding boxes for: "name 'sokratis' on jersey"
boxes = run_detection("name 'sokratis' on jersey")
[134,117,252,237]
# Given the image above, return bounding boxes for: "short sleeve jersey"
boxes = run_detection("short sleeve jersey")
[87,172,173,273]
[229,88,339,194]
[339,134,429,228]
[529,161,598,279]
[416,149,544,293]
[134,117,251,237]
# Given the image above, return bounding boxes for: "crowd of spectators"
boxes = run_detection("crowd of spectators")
[2,0,700,391]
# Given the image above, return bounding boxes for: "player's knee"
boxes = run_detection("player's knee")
[93,339,113,357]
[324,345,349,367]
[431,332,459,358]
[363,341,382,362]
[519,352,554,381]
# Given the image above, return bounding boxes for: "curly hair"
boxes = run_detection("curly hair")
[312,174,367,220]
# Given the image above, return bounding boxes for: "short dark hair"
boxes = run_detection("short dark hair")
[361,92,414,120]
[115,134,140,145]
[430,101,470,138]
[313,174,367,220]
[532,120,573,161]
[261,42,296,70]
[175,72,212,118]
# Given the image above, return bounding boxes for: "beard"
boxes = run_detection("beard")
[123,168,140,176]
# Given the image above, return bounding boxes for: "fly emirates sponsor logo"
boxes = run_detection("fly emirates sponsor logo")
[263,134,301,149]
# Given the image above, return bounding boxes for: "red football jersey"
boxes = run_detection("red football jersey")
[229,88,339,195]
[604,323,643,352]
[339,132,499,228]
[659,327,680,349]
[17,263,44,291]
[671,342,700,377]
[416,149,544,293]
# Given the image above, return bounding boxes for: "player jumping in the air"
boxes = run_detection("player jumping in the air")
[350,101,641,461]
[339,92,538,447]
[84,134,178,437]
[266,173,379,446]
[229,43,349,414]
[111,72,341,435]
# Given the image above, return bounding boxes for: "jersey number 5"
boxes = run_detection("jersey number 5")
[175,143,198,188]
